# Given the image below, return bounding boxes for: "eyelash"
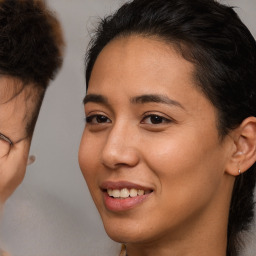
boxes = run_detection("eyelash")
[141,114,171,124]
[85,113,172,125]
[85,114,111,124]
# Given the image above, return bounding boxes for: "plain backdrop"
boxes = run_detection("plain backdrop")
[0,0,255,255]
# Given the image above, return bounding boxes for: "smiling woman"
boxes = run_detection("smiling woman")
[78,0,256,255]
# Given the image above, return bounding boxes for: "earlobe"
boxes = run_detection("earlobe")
[225,116,256,176]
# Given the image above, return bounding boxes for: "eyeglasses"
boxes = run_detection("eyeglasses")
[0,133,13,158]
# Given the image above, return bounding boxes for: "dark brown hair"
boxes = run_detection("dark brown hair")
[0,0,64,135]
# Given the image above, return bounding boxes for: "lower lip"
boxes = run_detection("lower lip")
[103,192,152,212]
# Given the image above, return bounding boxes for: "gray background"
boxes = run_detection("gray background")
[0,0,255,255]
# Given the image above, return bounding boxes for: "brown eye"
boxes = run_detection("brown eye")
[86,115,111,124]
[142,114,171,124]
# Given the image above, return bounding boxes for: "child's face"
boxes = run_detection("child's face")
[0,77,36,203]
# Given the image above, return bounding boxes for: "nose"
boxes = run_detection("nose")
[101,124,140,169]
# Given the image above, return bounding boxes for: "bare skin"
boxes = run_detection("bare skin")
[0,77,38,204]
[79,35,256,256]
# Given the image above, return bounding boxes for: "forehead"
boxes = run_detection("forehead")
[0,76,38,142]
[89,35,198,96]
[0,77,24,103]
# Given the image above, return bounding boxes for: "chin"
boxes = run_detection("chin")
[105,228,138,244]
[103,221,130,242]
[102,217,151,244]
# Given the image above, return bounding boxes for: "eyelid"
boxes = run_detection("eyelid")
[85,109,109,118]
[141,112,175,123]
[141,116,171,125]
[85,113,112,124]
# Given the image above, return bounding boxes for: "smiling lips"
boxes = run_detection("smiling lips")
[101,181,153,211]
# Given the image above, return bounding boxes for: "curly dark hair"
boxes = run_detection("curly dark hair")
[0,0,64,135]
[85,0,256,255]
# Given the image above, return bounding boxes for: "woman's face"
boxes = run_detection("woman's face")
[79,36,233,244]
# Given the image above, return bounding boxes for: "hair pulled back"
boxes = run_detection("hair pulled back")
[85,1,256,255]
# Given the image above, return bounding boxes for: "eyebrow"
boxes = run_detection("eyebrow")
[83,93,184,109]
[130,94,184,109]
[83,94,109,106]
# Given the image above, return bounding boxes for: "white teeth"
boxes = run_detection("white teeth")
[130,188,137,197]
[120,188,129,198]
[107,189,113,197]
[107,188,149,198]
[138,189,144,196]
[112,189,120,198]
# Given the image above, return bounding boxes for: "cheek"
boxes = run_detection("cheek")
[143,131,224,211]
[78,131,102,194]
[79,133,92,178]
[0,146,29,203]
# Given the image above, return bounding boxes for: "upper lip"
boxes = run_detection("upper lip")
[100,180,154,191]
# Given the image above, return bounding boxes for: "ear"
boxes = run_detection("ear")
[225,116,256,176]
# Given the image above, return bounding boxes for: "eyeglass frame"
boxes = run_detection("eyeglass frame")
[0,132,13,146]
